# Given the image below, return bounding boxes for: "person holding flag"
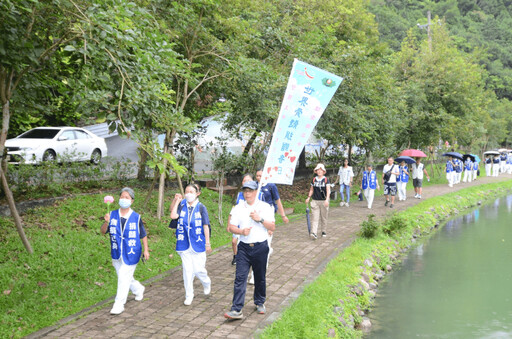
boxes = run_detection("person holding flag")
[224,181,275,320]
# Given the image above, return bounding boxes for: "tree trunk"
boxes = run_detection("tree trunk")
[157,130,170,220]
[0,100,33,253]
[348,144,353,164]
[137,147,148,180]
[299,148,306,169]
[242,131,259,156]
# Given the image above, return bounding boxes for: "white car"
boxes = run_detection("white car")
[5,127,108,164]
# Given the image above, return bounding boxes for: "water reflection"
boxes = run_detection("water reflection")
[367,194,512,339]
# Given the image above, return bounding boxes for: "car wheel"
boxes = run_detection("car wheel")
[90,149,101,165]
[42,149,56,162]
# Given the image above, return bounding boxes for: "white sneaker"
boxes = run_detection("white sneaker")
[184,296,194,306]
[414,194,418,198]
[345,203,349,207]
[417,195,421,199]
[204,283,211,295]
[339,201,345,207]
[134,286,145,301]
[110,303,124,315]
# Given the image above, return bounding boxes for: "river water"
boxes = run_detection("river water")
[367,195,512,338]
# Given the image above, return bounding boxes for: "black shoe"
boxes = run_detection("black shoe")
[385,200,389,206]
[390,203,394,208]
[321,232,327,237]
[231,255,237,265]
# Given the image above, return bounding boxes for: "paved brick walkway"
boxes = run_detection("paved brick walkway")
[29,174,512,338]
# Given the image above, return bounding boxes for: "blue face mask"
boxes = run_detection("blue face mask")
[119,198,132,209]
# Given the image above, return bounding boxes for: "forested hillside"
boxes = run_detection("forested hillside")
[369,0,512,100]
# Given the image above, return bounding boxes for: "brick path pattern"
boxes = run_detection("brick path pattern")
[29,174,511,338]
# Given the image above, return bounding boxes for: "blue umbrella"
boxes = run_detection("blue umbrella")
[395,156,416,164]
[442,152,463,160]
[470,154,481,163]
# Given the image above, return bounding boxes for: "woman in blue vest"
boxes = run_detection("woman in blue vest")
[361,164,380,209]
[446,157,455,187]
[485,156,492,177]
[493,156,500,177]
[462,157,472,183]
[397,160,409,201]
[101,187,149,315]
[472,159,479,181]
[170,183,212,306]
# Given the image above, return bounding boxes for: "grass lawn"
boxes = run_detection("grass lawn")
[0,185,296,338]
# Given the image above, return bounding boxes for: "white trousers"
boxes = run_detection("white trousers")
[178,248,210,299]
[485,164,492,176]
[493,164,500,177]
[364,188,375,208]
[463,170,471,182]
[456,172,462,184]
[472,169,477,181]
[112,259,144,306]
[501,161,506,173]
[508,164,512,174]
[397,181,407,200]
[446,172,454,187]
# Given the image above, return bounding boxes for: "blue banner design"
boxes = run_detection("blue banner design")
[261,59,343,185]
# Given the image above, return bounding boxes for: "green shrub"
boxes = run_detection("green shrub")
[382,213,408,235]
[359,214,379,238]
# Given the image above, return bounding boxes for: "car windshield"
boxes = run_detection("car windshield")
[19,129,60,139]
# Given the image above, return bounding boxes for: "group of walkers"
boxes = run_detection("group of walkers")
[101,169,289,320]
[484,152,512,177]
[100,151,509,320]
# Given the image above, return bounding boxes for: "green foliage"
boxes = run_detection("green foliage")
[359,214,379,238]
[3,158,136,201]
[381,213,409,236]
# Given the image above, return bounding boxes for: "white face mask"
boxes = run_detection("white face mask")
[119,198,132,209]
[185,193,197,203]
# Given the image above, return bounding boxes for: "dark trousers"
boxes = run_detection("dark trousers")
[231,240,269,312]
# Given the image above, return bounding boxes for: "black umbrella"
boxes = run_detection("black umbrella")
[463,154,475,162]
[395,156,416,164]
[306,206,311,235]
[442,152,463,160]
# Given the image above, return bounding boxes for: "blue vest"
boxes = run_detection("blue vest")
[109,209,141,265]
[455,159,462,173]
[464,159,472,171]
[494,157,500,164]
[473,162,478,170]
[446,160,453,172]
[501,154,507,161]
[486,158,491,164]
[362,170,377,190]
[176,202,207,253]
[399,165,409,183]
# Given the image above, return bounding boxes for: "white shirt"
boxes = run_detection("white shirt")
[337,166,354,185]
[229,200,275,244]
[383,164,398,183]
[411,163,424,180]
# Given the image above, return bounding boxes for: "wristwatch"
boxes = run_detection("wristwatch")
[259,218,265,224]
